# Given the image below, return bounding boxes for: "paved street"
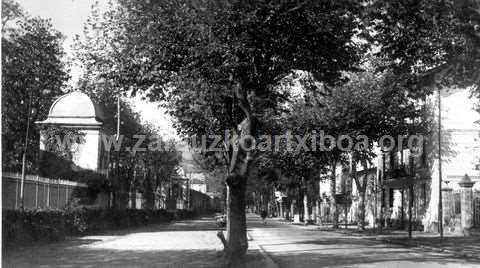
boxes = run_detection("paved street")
[4,214,480,268]
[247,214,480,268]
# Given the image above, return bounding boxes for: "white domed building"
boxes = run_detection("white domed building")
[36,91,108,173]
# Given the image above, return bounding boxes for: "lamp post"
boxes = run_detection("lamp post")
[19,88,48,210]
[19,93,36,211]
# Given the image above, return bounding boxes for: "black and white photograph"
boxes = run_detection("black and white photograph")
[1,0,480,267]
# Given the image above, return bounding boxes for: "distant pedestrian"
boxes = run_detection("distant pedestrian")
[260,210,267,224]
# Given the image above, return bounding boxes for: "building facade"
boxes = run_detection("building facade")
[316,88,480,232]
[36,91,108,173]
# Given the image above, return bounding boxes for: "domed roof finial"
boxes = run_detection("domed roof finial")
[459,174,475,188]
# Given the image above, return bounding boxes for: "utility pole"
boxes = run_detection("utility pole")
[437,87,444,241]
[116,94,121,141]
[20,94,33,211]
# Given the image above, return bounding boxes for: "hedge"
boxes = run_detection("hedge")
[3,208,197,246]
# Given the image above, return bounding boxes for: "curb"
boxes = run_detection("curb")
[316,227,480,261]
[331,230,373,237]
[247,232,279,268]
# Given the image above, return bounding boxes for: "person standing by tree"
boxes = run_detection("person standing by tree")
[260,209,268,225]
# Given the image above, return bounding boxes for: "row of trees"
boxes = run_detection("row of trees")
[247,63,423,226]
[69,0,480,264]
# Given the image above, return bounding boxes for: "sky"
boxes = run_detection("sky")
[16,0,179,139]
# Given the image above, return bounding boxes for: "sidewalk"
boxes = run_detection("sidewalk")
[373,235,480,260]
[4,215,268,268]
[267,216,480,261]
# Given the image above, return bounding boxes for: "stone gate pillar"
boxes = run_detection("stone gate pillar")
[458,174,476,235]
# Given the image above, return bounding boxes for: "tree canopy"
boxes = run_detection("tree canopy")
[371,0,480,96]
[2,0,69,172]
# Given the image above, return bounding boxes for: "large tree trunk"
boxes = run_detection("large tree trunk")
[358,187,366,230]
[303,191,309,223]
[316,199,321,225]
[222,144,252,263]
[220,84,256,264]
[353,160,369,231]
[279,200,284,218]
[317,179,321,225]
[224,175,248,263]
[143,170,155,209]
[330,161,339,228]
[408,185,414,238]
[116,166,130,209]
[379,153,386,233]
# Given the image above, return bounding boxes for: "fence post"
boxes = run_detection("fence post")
[35,175,39,209]
[473,192,480,227]
[44,182,47,209]
[46,182,50,208]
[65,185,69,205]
[15,175,19,210]
[57,180,60,209]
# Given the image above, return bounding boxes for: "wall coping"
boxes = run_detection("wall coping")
[2,172,88,187]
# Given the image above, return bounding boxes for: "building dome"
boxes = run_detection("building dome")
[36,91,104,127]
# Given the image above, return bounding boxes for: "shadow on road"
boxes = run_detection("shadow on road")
[3,215,232,268]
